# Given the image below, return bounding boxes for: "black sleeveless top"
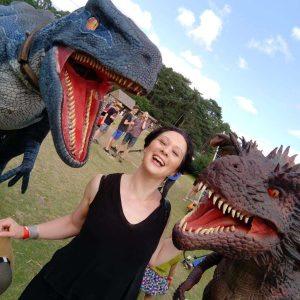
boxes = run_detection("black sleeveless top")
[42,173,170,299]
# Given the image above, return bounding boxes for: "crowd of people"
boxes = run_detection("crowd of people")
[93,100,151,163]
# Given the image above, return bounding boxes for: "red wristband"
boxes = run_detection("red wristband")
[22,226,30,240]
[167,276,173,284]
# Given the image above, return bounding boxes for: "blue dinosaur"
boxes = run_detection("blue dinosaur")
[0,0,162,193]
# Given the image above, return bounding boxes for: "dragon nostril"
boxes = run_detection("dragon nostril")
[233,164,238,168]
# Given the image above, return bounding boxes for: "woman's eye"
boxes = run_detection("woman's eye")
[86,17,100,30]
[172,151,179,157]
[159,140,166,145]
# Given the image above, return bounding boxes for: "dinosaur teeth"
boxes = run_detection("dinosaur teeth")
[213,226,220,233]
[217,200,223,209]
[208,189,213,198]
[236,211,240,218]
[213,195,219,205]
[244,217,249,224]
[231,209,236,218]
[230,225,235,232]
[195,227,202,234]
[222,203,228,214]
[197,182,203,192]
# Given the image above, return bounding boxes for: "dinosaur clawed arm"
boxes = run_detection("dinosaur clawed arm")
[0,140,41,193]
[0,113,50,193]
[173,253,222,300]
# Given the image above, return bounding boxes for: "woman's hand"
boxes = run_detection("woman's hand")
[0,218,23,239]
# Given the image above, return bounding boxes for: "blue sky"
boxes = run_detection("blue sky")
[52,0,300,161]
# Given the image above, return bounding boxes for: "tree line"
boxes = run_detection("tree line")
[1,0,232,175]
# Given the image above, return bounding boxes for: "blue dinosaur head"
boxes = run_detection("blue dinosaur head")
[35,0,162,166]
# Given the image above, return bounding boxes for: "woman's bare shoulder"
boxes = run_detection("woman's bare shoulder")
[85,174,104,204]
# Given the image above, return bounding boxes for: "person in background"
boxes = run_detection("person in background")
[115,111,149,160]
[182,178,201,202]
[93,102,122,144]
[141,253,183,299]
[160,172,182,199]
[103,105,139,154]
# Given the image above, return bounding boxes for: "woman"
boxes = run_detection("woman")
[0,126,194,299]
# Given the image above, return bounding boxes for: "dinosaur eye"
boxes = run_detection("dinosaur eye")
[268,188,280,198]
[86,17,99,31]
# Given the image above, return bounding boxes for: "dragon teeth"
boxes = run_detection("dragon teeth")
[195,227,202,234]
[222,203,228,214]
[236,211,241,218]
[230,225,235,232]
[227,205,232,213]
[208,190,213,198]
[244,217,249,224]
[217,200,223,209]
[231,209,236,218]
[213,195,219,205]
[239,214,244,221]
[179,218,185,228]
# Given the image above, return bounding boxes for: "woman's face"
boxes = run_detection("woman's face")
[143,131,187,179]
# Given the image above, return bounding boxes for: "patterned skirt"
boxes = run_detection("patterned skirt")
[140,267,169,296]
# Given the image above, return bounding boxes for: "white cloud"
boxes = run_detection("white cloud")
[221,4,232,15]
[234,96,258,115]
[248,35,292,61]
[238,57,248,69]
[180,50,203,69]
[292,27,300,40]
[177,7,195,28]
[51,0,83,11]
[188,10,223,51]
[112,0,152,31]
[288,130,300,139]
[160,47,220,99]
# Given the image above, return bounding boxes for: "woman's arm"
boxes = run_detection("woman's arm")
[168,262,178,278]
[0,175,102,240]
[149,237,181,267]
[141,119,147,130]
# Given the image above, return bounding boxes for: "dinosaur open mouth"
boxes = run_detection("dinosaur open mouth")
[178,181,278,238]
[56,46,145,162]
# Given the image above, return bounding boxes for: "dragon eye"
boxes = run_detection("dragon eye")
[86,17,99,31]
[268,188,280,198]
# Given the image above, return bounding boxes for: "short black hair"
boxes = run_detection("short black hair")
[144,126,194,173]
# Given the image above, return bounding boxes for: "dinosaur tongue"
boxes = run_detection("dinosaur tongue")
[187,205,240,229]
[57,47,111,162]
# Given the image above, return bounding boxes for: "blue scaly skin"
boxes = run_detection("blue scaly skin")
[0,0,162,192]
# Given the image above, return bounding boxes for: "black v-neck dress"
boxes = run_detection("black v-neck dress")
[20,173,170,300]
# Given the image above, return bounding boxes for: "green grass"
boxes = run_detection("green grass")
[0,122,213,299]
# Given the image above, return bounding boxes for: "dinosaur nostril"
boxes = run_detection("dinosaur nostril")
[233,164,238,168]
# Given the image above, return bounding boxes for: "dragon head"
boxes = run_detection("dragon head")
[173,134,300,265]
[31,0,161,166]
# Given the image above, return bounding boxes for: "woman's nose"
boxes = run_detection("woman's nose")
[160,146,169,157]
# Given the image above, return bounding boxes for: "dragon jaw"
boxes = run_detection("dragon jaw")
[173,181,280,260]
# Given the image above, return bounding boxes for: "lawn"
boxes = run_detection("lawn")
[0,121,214,299]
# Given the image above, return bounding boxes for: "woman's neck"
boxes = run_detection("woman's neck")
[125,167,164,202]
